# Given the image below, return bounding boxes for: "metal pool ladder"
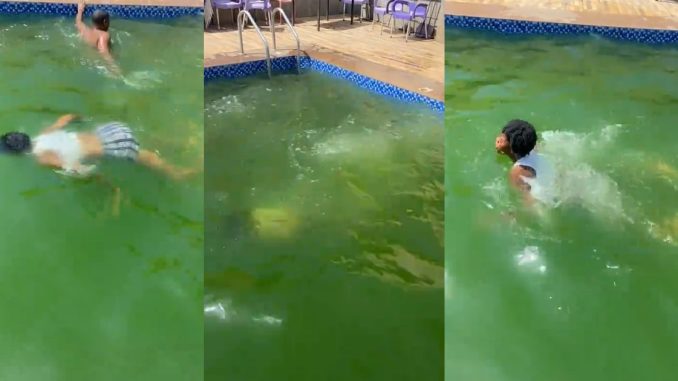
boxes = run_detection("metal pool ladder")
[271,7,301,74]
[237,10,272,78]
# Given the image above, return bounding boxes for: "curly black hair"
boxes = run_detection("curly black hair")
[92,10,110,31]
[0,132,32,154]
[501,119,537,158]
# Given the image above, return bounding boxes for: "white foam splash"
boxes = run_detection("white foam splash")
[207,95,246,114]
[515,246,547,274]
[121,70,163,89]
[535,124,628,221]
[204,298,283,327]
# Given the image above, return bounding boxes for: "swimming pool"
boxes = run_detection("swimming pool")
[445,20,678,380]
[204,64,444,380]
[0,10,203,380]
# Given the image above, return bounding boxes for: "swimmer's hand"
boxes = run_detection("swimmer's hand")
[55,164,97,178]
[78,1,85,14]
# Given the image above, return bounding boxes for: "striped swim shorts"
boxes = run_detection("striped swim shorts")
[95,122,140,161]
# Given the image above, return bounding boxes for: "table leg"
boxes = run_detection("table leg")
[326,0,329,21]
[317,0,320,31]
[292,0,295,25]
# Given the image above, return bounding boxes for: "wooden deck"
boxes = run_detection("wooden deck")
[204,16,444,100]
[445,0,678,30]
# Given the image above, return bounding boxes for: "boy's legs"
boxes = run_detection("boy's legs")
[96,123,197,180]
[137,149,196,180]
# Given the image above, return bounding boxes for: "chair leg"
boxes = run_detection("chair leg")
[380,14,387,35]
[343,4,346,21]
[405,20,410,42]
[216,8,220,29]
[390,17,394,37]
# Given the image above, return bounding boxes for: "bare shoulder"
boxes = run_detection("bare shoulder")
[97,31,111,43]
[509,165,533,190]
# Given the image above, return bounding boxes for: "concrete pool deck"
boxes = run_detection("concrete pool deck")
[204,16,444,101]
[445,0,678,30]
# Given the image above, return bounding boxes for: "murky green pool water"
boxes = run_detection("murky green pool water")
[205,71,443,380]
[0,15,203,380]
[445,28,678,380]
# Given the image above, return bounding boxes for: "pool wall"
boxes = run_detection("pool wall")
[204,56,445,113]
[444,14,678,45]
[0,1,201,18]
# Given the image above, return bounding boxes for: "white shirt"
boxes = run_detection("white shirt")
[514,151,556,205]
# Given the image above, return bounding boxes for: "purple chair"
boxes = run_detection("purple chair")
[341,0,368,23]
[212,0,242,29]
[243,0,273,26]
[388,0,428,42]
[371,0,402,35]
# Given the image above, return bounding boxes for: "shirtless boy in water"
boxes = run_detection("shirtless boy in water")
[0,114,194,180]
[495,119,555,205]
[75,1,118,74]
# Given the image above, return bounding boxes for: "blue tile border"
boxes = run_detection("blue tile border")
[445,14,678,45]
[0,1,201,19]
[204,57,445,113]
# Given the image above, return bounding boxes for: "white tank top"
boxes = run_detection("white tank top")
[32,130,83,170]
[514,151,556,204]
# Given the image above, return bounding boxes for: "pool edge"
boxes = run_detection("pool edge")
[203,56,445,114]
[444,14,678,45]
[0,1,202,18]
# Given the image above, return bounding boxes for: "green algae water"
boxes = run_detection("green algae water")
[205,72,443,380]
[445,28,678,380]
[0,15,203,380]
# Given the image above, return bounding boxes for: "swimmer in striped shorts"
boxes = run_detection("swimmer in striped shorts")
[0,114,195,180]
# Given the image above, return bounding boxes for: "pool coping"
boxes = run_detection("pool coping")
[0,1,201,18]
[204,56,445,113]
[444,14,678,45]
[444,1,678,32]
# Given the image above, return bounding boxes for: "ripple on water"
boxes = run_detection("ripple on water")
[204,297,283,327]
[206,95,246,115]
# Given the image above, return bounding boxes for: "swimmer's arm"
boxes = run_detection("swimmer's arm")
[75,1,87,33]
[42,114,78,134]
[509,166,535,206]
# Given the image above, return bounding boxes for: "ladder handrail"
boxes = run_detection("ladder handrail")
[271,7,301,74]
[237,10,272,78]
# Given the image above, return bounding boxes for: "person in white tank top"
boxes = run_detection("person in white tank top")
[0,114,197,180]
[495,119,555,205]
